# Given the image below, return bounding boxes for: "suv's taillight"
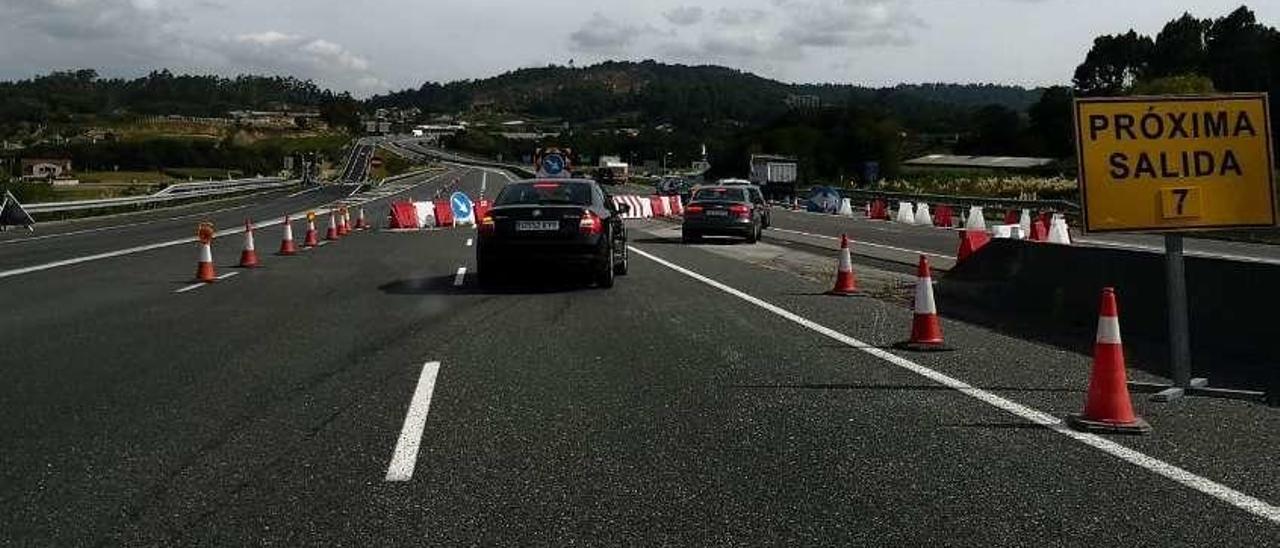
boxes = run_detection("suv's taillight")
[479,215,495,236]
[685,205,704,215]
[579,210,603,235]
[729,204,751,219]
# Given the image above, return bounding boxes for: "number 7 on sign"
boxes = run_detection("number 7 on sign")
[1161,187,1202,219]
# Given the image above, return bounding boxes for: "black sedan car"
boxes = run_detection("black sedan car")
[477,179,629,288]
[681,186,765,244]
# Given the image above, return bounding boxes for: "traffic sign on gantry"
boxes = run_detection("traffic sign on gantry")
[1074,94,1277,232]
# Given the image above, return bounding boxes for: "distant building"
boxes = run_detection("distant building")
[903,154,1056,171]
[21,158,72,179]
[786,94,821,109]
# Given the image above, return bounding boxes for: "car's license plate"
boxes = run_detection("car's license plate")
[516,220,560,231]
[706,210,728,217]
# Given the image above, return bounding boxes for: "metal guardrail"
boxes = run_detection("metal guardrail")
[154,177,282,196]
[25,177,295,214]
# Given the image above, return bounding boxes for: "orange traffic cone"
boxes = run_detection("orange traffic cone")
[355,207,368,230]
[1067,288,1151,434]
[827,234,859,295]
[278,215,298,255]
[303,216,319,247]
[896,255,949,351]
[239,220,260,268]
[1029,220,1049,241]
[195,240,216,282]
[337,208,350,236]
[326,211,340,241]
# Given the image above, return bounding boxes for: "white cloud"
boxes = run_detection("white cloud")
[569,12,668,54]
[663,6,704,26]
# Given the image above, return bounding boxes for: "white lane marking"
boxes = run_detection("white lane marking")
[0,171,455,281]
[1075,237,1280,266]
[386,361,442,482]
[465,238,473,247]
[453,267,467,286]
[172,271,239,293]
[627,245,1280,525]
[770,227,956,260]
[287,186,324,198]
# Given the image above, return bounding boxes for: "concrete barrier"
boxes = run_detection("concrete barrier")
[937,238,1277,390]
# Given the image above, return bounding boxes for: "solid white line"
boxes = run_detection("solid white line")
[0,171,456,281]
[465,238,473,247]
[453,267,467,286]
[386,361,441,482]
[172,271,239,294]
[770,227,957,260]
[627,245,1280,525]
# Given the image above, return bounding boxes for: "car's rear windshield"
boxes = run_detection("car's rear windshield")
[692,187,748,202]
[495,182,593,206]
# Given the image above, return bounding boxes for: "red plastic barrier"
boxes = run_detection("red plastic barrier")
[934,205,954,228]
[650,195,667,217]
[434,200,454,227]
[475,199,491,222]
[1004,209,1020,225]
[389,202,419,229]
[667,196,683,216]
[957,230,992,262]
[1030,220,1049,241]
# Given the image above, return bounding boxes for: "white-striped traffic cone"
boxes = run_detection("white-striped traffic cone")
[897,255,949,351]
[239,220,259,268]
[1067,288,1150,434]
[278,215,298,255]
[827,234,859,295]
[326,211,340,240]
[195,240,216,282]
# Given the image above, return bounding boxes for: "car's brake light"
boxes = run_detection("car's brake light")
[479,215,495,236]
[579,210,603,235]
[533,183,560,189]
[685,205,704,215]
[729,204,751,218]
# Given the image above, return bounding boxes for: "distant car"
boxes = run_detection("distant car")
[681,186,765,244]
[477,179,629,288]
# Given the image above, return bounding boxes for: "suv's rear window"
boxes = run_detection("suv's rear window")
[692,187,748,202]
[495,182,593,206]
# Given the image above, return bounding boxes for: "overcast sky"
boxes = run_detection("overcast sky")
[1,1,1276,95]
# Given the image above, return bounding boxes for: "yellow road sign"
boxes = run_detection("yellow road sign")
[1074,94,1277,232]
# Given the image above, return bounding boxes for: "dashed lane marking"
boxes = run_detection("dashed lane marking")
[386,361,441,482]
[465,238,473,247]
[172,271,239,294]
[453,267,467,286]
[628,244,1280,526]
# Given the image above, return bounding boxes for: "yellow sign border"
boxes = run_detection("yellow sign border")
[1073,93,1278,233]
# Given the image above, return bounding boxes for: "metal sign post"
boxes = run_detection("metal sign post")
[1154,234,1206,401]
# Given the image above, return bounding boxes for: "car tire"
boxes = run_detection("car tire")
[746,224,760,244]
[614,243,629,276]
[595,246,615,288]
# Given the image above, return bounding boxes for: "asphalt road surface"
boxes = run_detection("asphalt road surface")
[1,165,1277,546]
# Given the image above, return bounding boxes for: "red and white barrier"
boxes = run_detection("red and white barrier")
[612,195,686,219]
